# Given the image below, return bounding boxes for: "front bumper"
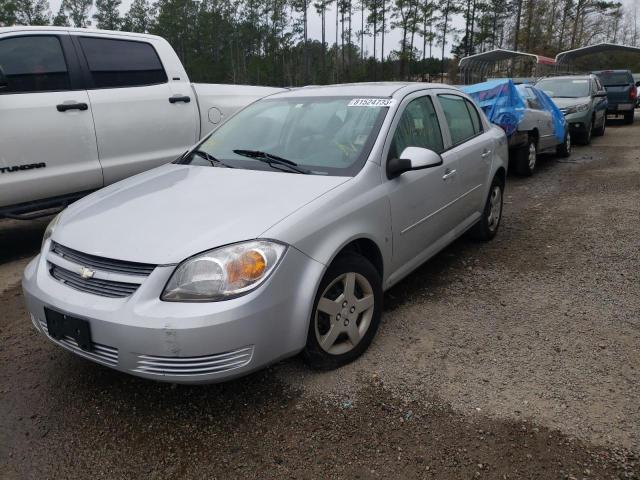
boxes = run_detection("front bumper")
[22,244,324,384]
[564,111,591,132]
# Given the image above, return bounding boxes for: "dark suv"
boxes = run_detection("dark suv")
[592,70,637,124]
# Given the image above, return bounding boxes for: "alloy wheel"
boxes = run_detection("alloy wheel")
[528,142,537,171]
[314,272,375,355]
[487,185,502,233]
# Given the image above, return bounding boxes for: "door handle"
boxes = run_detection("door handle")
[169,95,191,104]
[442,168,457,180]
[481,150,491,158]
[56,102,88,112]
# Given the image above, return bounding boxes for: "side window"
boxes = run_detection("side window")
[388,96,444,160]
[0,36,70,94]
[438,94,478,145]
[464,99,483,135]
[78,37,167,89]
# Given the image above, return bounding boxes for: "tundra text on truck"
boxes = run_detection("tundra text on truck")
[0,27,283,219]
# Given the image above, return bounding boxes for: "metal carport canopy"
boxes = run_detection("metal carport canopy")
[459,49,556,69]
[555,43,640,65]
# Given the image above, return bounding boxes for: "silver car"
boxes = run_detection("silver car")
[22,83,508,383]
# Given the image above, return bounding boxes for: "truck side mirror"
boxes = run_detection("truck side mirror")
[0,66,8,90]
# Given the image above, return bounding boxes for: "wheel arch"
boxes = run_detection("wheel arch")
[328,237,385,280]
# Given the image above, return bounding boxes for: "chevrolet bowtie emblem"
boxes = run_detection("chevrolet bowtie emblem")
[79,267,95,279]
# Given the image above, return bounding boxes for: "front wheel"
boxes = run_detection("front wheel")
[470,175,504,242]
[303,252,382,370]
[556,131,572,158]
[593,117,606,136]
[576,122,592,145]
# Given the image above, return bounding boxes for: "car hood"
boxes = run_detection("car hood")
[54,164,349,264]
[552,97,590,108]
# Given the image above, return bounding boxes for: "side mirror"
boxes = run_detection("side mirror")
[595,90,607,97]
[387,147,443,179]
[0,66,8,90]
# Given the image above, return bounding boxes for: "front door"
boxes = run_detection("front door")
[386,94,459,274]
[0,33,103,209]
[73,34,199,186]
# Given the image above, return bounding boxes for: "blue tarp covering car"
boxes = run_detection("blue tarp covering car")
[461,79,566,143]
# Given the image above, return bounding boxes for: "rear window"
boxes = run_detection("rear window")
[595,71,633,86]
[78,37,167,88]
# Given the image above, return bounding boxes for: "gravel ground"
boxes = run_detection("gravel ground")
[1,116,639,478]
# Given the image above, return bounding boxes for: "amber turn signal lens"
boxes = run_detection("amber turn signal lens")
[226,250,267,283]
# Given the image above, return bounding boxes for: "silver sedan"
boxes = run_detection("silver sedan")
[22,83,508,383]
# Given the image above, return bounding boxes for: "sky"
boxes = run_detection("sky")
[48,0,461,58]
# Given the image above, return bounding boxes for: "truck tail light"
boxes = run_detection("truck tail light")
[630,85,637,101]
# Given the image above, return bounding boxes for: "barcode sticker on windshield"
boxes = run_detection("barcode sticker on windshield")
[348,98,396,107]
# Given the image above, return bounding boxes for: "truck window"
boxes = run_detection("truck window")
[0,36,70,94]
[78,37,167,89]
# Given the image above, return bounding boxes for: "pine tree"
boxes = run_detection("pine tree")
[122,0,155,33]
[64,0,93,27]
[14,0,50,24]
[93,0,121,29]
[0,0,17,25]
[52,1,70,24]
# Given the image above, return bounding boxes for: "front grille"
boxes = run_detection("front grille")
[36,316,119,367]
[51,242,156,276]
[50,264,140,298]
[133,346,254,376]
[48,242,157,298]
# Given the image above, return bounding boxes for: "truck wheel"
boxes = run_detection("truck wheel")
[303,252,382,370]
[556,131,571,158]
[593,117,606,136]
[470,175,504,242]
[624,110,635,125]
[515,136,537,176]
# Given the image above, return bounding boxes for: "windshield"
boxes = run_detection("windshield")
[536,78,590,98]
[595,71,633,86]
[183,96,389,176]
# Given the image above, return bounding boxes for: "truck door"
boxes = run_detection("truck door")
[0,33,103,210]
[73,34,199,185]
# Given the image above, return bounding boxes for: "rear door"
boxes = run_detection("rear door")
[435,92,492,225]
[524,86,555,149]
[0,32,103,209]
[73,34,199,185]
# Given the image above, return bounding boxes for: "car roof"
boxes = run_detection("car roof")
[592,69,633,74]
[537,75,593,81]
[0,26,163,41]
[269,82,460,99]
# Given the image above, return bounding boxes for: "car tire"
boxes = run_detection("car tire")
[593,117,606,136]
[577,122,592,145]
[303,252,382,370]
[556,131,572,158]
[470,175,504,242]
[624,110,635,125]
[514,136,537,176]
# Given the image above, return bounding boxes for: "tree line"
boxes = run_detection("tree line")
[1,0,638,86]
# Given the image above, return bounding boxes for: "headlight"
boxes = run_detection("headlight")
[161,240,287,301]
[576,103,590,112]
[41,213,61,251]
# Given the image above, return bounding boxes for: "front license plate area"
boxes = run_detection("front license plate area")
[45,308,92,352]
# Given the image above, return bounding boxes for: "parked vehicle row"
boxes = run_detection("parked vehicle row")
[0,26,282,219]
[22,82,508,384]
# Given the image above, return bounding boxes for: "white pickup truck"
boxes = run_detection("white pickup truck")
[0,27,283,219]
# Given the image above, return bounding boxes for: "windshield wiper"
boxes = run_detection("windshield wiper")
[192,149,234,168]
[233,149,311,174]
